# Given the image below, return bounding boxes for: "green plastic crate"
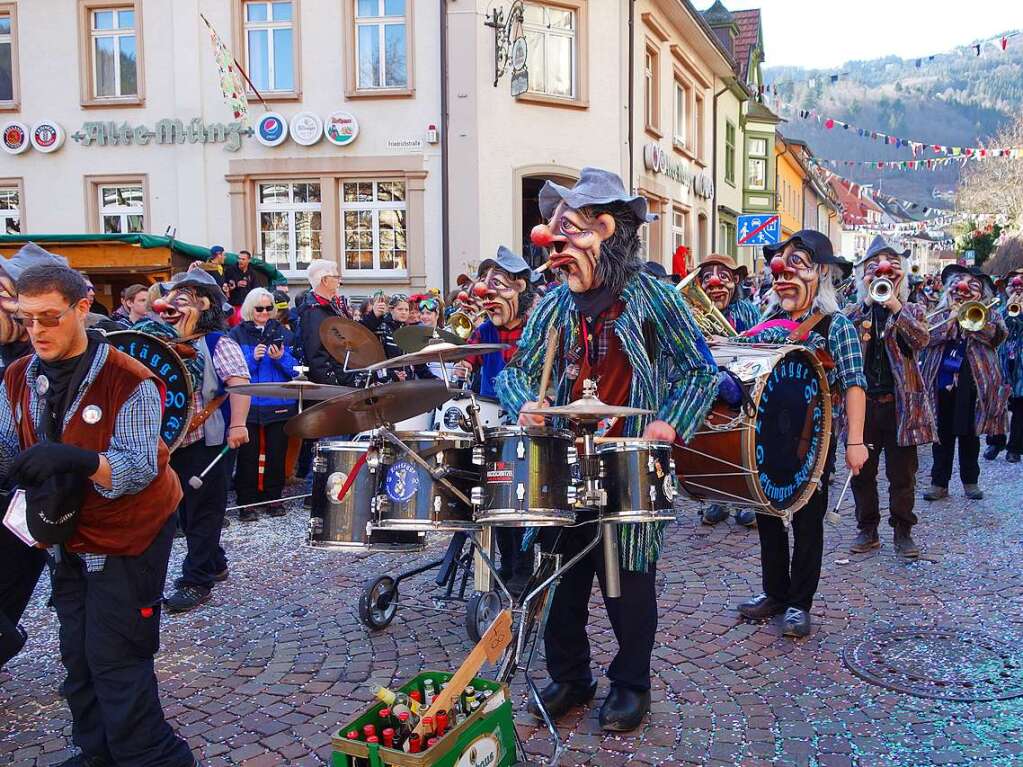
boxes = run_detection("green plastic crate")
[331,671,518,767]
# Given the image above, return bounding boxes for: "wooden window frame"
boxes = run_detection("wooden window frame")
[84,174,149,234]
[724,120,736,186]
[77,0,145,108]
[232,0,303,102]
[693,93,706,166]
[341,179,409,278]
[644,42,660,138]
[516,0,588,111]
[256,179,323,276]
[0,4,20,111]
[343,0,415,99]
[0,177,24,232]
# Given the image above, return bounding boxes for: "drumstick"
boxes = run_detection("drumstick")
[188,445,231,489]
[537,326,560,405]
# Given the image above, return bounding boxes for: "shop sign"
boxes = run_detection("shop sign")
[255,112,289,147]
[1,121,30,155]
[70,118,250,152]
[290,111,323,146]
[643,143,715,200]
[386,137,424,152]
[31,120,65,153]
[325,111,359,147]
[510,68,529,97]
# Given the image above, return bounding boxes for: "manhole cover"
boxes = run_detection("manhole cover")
[843,627,1023,702]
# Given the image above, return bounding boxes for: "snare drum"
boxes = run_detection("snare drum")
[374,431,480,532]
[474,427,576,527]
[596,440,677,523]
[308,442,424,552]
[432,395,505,432]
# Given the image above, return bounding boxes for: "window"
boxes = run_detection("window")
[258,181,322,273]
[90,6,137,98]
[672,208,688,257]
[342,180,407,274]
[694,93,705,161]
[355,0,408,91]
[725,121,736,185]
[697,213,708,261]
[98,184,144,234]
[523,3,576,99]
[720,220,737,258]
[0,186,19,234]
[672,79,688,148]
[0,6,18,106]
[244,1,294,93]
[747,136,768,190]
[644,46,659,132]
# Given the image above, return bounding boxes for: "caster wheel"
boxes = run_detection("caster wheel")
[359,575,397,630]
[465,590,502,642]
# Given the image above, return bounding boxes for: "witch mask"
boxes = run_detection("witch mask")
[153,288,209,337]
[0,271,27,346]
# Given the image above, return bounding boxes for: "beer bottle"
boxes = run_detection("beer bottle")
[469,700,481,717]
[382,728,395,749]
[435,710,449,737]
[420,715,434,742]
[372,685,422,720]
[362,724,376,740]
[409,690,423,707]
[378,707,393,730]
[395,710,411,746]
[463,685,477,708]
[423,678,436,706]
[408,733,422,754]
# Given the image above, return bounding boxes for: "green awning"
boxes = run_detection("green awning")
[0,233,288,285]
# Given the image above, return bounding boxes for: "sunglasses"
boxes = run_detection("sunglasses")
[13,304,76,328]
[253,305,274,313]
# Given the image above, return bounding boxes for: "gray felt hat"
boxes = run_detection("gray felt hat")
[162,269,230,309]
[854,235,910,267]
[0,242,69,281]
[538,167,657,223]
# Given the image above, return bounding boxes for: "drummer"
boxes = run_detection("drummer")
[695,253,761,529]
[497,168,719,732]
[730,229,867,639]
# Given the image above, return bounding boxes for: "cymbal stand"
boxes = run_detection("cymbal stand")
[292,365,309,412]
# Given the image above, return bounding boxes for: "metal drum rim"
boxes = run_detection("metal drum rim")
[389,430,475,446]
[475,508,576,526]
[484,425,574,440]
[307,540,426,553]
[315,441,373,451]
[599,510,676,524]
[595,439,673,453]
[374,519,481,532]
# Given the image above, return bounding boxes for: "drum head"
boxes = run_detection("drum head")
[104,331,195,451]
[752,348,830,510]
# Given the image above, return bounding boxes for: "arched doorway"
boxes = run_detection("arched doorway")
[515,166,578,268]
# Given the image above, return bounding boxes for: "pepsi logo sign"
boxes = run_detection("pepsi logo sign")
[255,112,289,147]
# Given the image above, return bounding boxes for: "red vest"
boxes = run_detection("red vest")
[5,348,183,556]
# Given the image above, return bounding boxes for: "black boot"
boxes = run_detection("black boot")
[849,527,880,553]
[893,528,920,559]
[598,686,651,732]
[526,680,597,721]
[737,593,785,620]
[983,444,1002,461]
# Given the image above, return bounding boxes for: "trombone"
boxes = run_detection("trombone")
[927,298,1000,332]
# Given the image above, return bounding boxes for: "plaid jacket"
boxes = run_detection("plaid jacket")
[920,307,1008,436]
[723,298,760,333]
[496,271,718,571]
[843,301,936,446]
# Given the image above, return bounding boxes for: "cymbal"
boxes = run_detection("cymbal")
[362,342,509,372]
[529,395,653,421]
[319,317,385,368]
[284,380,451,438]
[394,325,464,353]
[227,381,355,401]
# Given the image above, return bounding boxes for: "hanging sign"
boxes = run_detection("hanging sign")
[30,120,65,153]
[325,111,359,147]
[255,112,289,147]
[290,111,323,146]
[1,121,30,155]
[510,69,529,97]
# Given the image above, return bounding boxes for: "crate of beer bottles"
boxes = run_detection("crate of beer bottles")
[331,671,518,767]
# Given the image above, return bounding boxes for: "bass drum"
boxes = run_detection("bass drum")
[103,330,194,451]
[673,343,832,517]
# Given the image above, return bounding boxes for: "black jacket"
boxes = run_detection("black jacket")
[298,293,358,386]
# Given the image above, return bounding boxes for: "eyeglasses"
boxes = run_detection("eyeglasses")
[13,304,76,328]
[253,305,274,313]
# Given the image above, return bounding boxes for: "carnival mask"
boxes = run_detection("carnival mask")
[531,202,616,293]
[479,267,527,328]
[153,288,209,337]
[863,254,903,295]
[699,265,737,311]
[0,273,27,346]
[948,276,984,303]
[770,244,819,315]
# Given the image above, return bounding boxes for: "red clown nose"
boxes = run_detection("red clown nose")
[471,282,489,298]
[706,275,723,288]
[769,256,786,276]
[530,224,554,247]
[876,259,893,275]
[956,280,972,296]
[1012,276,1023,289]
[456,291,469,303]
[151,297,169,313]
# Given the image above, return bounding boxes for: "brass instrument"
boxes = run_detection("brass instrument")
[910,263,922,275]
[1007,300,1022,318]
[928,298,1000,332]
[444,309,486,340]
[675,271,738,338]
[868,277,894,304]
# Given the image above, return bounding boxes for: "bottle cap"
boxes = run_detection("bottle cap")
[363,724,376,737]
[346,730,360,740]
[427,738,438,747]
[422,716,434,727]
[367,736,379,744]
[379,708,391,718]
[398,711,410,722]
[410,690,422,702]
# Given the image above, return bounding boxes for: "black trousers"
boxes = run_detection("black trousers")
[49,516,193,767]
[931,388,980,487]
[541,523,657,692]
[851,398,919,532]
[0,524,47,662]
[495,528,532,577]
[756,441,835,612]
[235,421,289,506]
[171,441,228,590]
[985,397,1023,453]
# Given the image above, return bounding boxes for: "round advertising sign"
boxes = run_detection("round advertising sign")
[1,121,30,155]
[290,111,323,146]
[30,120,66,153]
[325,111,360,147]
[510,36,528,72]
[255,112,289,147]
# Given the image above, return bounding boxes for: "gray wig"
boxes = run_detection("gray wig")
[762,264,844,316]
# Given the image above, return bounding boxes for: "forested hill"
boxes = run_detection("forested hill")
[764,32,1022,207]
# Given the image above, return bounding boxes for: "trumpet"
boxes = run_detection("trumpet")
[444,309,487,340]
[910,263,922,275]
[675,271,738,338]
[868,277,894,304]
[928,298,1000,332]
[1007,300,1022,318]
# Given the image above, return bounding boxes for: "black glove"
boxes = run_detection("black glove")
[9,443,101,487]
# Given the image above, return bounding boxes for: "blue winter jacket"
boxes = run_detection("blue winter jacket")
[228,319,298,424]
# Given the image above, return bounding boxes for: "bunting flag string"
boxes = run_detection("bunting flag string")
[808,148,1023,172]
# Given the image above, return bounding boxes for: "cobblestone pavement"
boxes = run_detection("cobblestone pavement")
[3,451,1023,766]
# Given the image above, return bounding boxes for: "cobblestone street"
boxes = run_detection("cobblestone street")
[3,451,1023,767]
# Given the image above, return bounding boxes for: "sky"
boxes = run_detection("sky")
[718,0,1021,69]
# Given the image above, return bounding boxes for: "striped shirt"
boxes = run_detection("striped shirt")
[0,343,163,571]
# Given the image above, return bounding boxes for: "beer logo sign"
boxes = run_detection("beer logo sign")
[1,121,30,155]
[325,110,359,147]
[255,112,288,147]
[30,120,65,153]
[290,111,323,146]
[455,734,500,767]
